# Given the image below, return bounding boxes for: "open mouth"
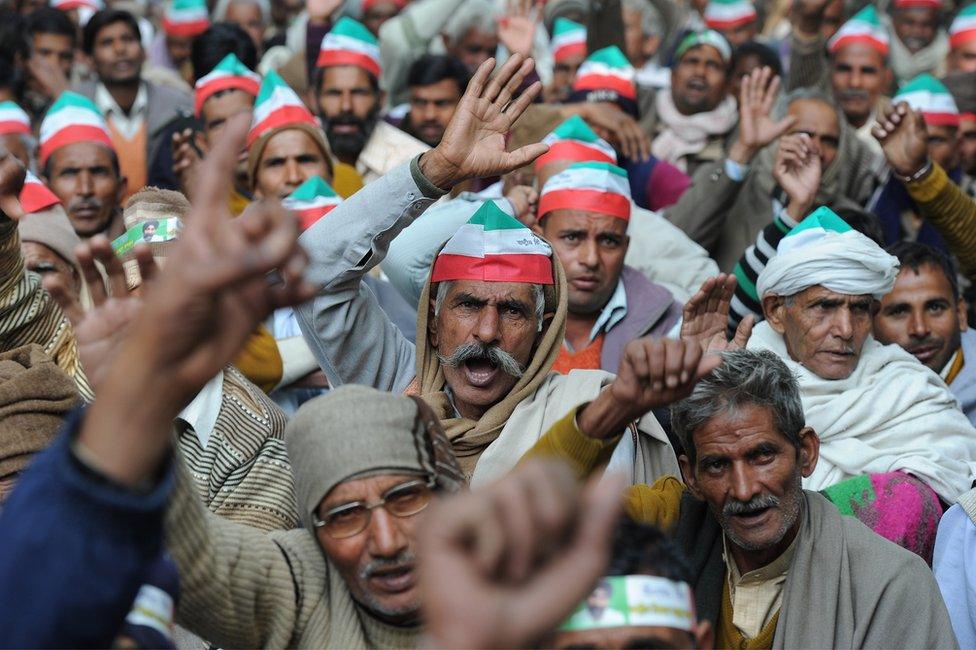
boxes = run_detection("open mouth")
[731,506,773,526]
[462,357,500,388]
[368,565,415,593]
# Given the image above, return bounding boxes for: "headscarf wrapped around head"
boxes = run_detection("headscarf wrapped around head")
[756,207,900,299]
[285,384,465,530]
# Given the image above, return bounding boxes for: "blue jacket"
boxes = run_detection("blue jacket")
[0,408,173,648]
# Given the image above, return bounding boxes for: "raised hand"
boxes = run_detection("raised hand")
[577,102,652,161]
[774,133,821,221]
[171,128,205,200]
[419,459,625,649]
[0,153,27,221]
[728,67,796,165]
[872,101,930,179]
[499,0,541,59]
[420,54,548,188]
[681,274,754,354]
[307,0,344,24]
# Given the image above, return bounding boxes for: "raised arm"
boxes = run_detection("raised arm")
[785,0,833,91]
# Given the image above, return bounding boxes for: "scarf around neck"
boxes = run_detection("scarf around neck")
[651,88,738,170]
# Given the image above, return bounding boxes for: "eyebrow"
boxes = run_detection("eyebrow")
[497,299,530,315]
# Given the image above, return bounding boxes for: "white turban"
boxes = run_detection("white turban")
[756,207,900,299]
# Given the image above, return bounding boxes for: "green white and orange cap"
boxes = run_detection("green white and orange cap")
[51,0,104,12]
[950,3,976,49]
[572,46,637,100]
[895,74,960,127]
[39,92,115,166]
[247,70,318,147]
[559,576,697,633]
[704,0,757,29]
[162,0,210,37]
[535,115,617,170]
[19,171,61,214]
[551,17,587,62]
[282,177,342,231]
[828,6,889,55]
[539,162,631,221]
[0,101,31,136]
[194,53,261,116]
[893,0,942,9]
[316,17,382,78]
[431,201,554,285]
[674,30,732,62]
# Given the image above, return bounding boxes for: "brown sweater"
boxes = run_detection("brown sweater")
[906,163,976,285]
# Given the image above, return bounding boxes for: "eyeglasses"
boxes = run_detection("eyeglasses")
[312,478,436,539]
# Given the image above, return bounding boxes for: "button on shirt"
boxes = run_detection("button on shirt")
[94,83,149,140]
[723,533,797,639]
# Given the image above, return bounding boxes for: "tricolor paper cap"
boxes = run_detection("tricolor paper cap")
[431,201,554,285]
[551,17,587,62]
[893,0,942,9]
[316,17,382,78]
[0,101,31,136]
[704,0,757,29]
[39,92,114,166]
[535,115,617,170]
[539,161,631,221]
[572,46,637,100]
[194,53,261,116]
[247,70,318,147]
[362,0,407,10]
[282,177,342,231]
[19,171,61,214]
[162,0,210,37]
[50,0,104,12]
[895,74,960,127]
[828,6,889,55]
[950,3,976,49]
[674,29,733,62]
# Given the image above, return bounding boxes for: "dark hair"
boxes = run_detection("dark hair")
[887,240,960,299]
[25,7,76,43]
[406,54,470,92]
[190,21,258,81]
[731,40,782,77]
[0,9,27,91]
[82,9,141,55]
[606,518,692,584]
[834,207,884,246]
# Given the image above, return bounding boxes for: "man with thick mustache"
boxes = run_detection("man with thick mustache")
[297,54,683,486]
[529,348,958,647]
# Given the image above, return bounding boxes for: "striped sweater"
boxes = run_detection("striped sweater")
[0,219,93,400]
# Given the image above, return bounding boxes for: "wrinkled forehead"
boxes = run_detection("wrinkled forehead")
[318,471,428,510]
[677,44,726,66]
[788,284,873,307]
[787,99,840,138]
[442,279,537,304]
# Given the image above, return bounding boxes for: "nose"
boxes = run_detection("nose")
[729,462,762,504]
[909,310,930,338]
[284,158,303,187]
[340,90,354,114]
[77,170,94,197]
[832,308,855,340]
[473,306,501,345]
[849,69,863,88]
[367,508,408,559]
[421,103,437,123]
[578,239,599,269]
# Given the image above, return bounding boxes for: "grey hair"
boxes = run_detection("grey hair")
[773,87,841,123]
[434,280,546,332]
[670,349,806,464]
[442,0,501,43]
[212,0,270,24]
[622,0,664,38]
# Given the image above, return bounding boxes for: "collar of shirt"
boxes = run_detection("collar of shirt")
[176,370,224,449]
[94,82,148,139]
[722,531,797,638]
[941,347,965,383]
[589,280,628,342]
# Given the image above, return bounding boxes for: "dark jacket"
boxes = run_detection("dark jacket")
[601,266,682,373]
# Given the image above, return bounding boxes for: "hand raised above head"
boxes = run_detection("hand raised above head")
[729,67,796,165]
[681,273,754,355]
[872,101,930,179]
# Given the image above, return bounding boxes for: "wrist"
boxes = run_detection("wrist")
[418,149,460,190]
[728,141,758,165]
[785,197,814,222]
[577,387,633,440]
[895,158,933,183]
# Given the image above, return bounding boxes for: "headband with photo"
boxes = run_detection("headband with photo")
[559,575,696,633]
[112,217,183,257]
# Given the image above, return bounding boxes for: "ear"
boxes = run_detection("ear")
[428,296,439,347]
[694,619,714,650]
[678,454,701,498]
[796,426,820,478]
[958,297,969,331]
[762,294,787,334]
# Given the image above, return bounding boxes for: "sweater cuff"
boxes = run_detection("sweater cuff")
[410,154,450,200]
[906,162,949,204]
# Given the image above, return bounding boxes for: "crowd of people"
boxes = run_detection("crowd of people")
[0,0,975,646]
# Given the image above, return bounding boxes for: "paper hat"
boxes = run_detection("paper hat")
[551,17,587,62]
[674,29,732,62]
[950,3,976,49]
[892,0,942,9]
[560,576,696,633]
[431,201,554,285]
[895,74,960,127]
[828,6,889,55]
[362,0,407,10]
[162,0,210,37]
[0,101,31,136]
[282,176,342,231]
[539,161,631,221]
[535,115,617,170]
[50,0,104,12]
[704,0,757,29]
[194,53,261,116]
[247,70,318,147]
[38,92,114,166]
[572,46,637,100]
[316,16,382,78]
[19,171,61,214]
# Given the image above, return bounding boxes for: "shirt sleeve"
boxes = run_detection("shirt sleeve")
[906,163,976,286]
[520,406,621,479]
[624,475,686,533]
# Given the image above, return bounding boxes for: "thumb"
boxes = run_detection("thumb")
[733,314,755,348]
[771,115,798,140]
[505,143,550,172]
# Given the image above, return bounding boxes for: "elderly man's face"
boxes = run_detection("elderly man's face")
[225,0,265,52]
[622,6,661,67]
[0,134,30,169]
[670,45,729,116]
[764,286,876,380]
[892,7,939,53]
[786,98,840,170]
[874,264,965,372]
[46,142,125,238]
[315,473,429,624]
[830,43,891,128]
[680,404,818,572]
[429,280,544,419]
[541,210,628,316]
[959,114,976,175]
[22,241,81,302]
[927,124,959,171]
[446,27,498,72]
[253,128,331,199]
[949,38,976,73]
